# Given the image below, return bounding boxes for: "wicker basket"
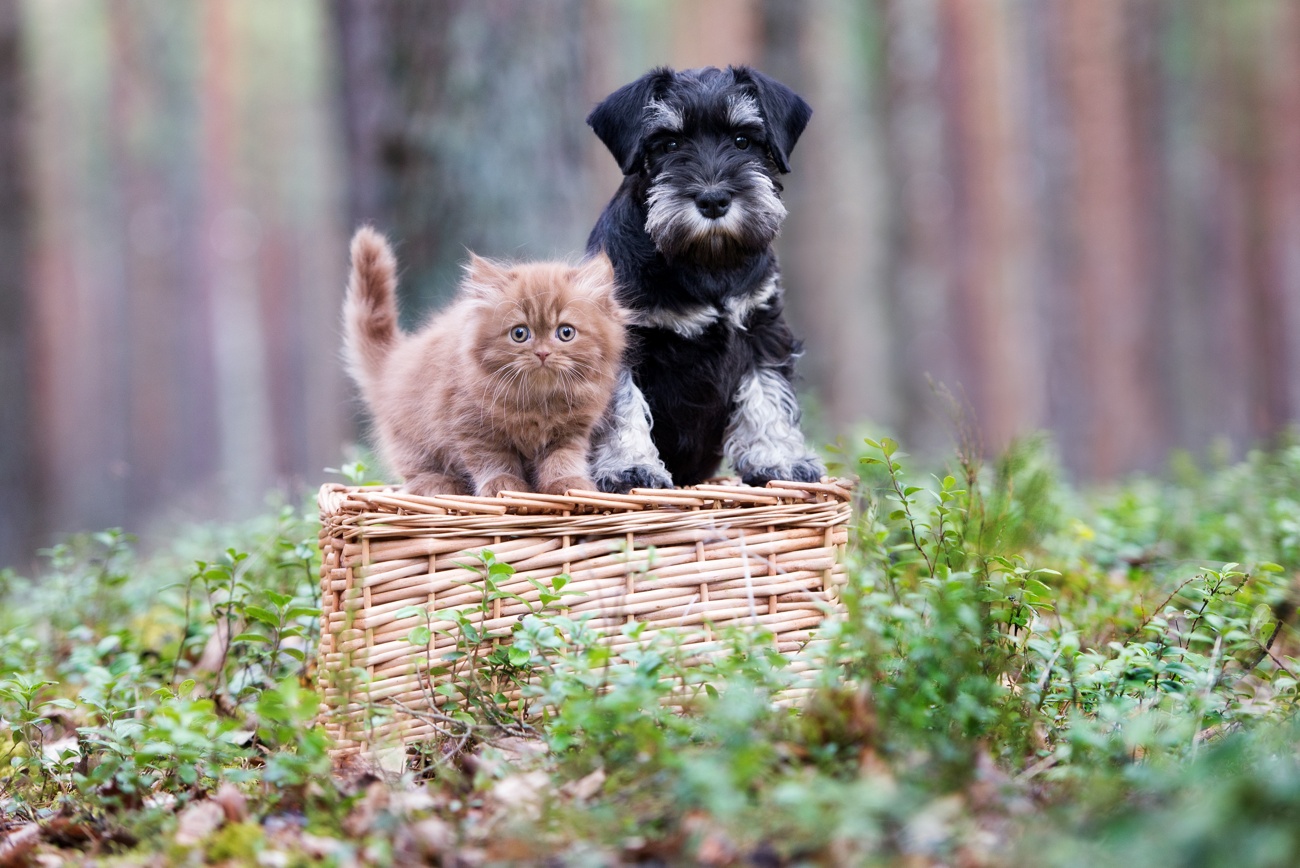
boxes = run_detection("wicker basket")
[317,478,855,753]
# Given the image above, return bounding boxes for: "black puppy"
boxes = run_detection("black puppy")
[585,65,825,492]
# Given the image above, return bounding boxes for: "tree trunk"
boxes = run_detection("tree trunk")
[0,0,35,569]
[1061,0,1162,478]
[330,0,594,317]
[761,0,889,443]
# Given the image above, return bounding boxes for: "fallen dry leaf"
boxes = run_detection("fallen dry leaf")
[212,782,248,823]
[489,771,550,820]
[341,781,390,838]
[174,800,225,847]
[396,816,455,859]
[695,829,739,867]
[0,824,40,868]
[299,832,350,862]
[559,767,606,803]
[386,786,437,818]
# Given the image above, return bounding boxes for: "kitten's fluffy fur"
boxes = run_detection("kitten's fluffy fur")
[343,227,627,497]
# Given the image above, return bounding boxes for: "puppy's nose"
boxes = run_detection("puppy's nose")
[694,188,732,219]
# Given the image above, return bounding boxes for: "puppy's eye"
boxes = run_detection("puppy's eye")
[657,139,679,155]
[734,135,750,150]
[510,325,530,342]
[556,324,576,342]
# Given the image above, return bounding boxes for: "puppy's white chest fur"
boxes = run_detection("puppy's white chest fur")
[630,274,778,338]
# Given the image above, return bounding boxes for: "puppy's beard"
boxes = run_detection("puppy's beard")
[645,168,786,264]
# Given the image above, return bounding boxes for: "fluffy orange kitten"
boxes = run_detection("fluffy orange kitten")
[343,227,626,498]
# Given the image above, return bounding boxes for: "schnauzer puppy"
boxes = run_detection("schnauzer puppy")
[584,65,825,492]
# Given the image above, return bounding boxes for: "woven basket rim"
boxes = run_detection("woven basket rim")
[319,476,856,518]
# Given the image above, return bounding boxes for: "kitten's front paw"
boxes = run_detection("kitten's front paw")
[404,472,472,497]
[539,475,596,495]
[478,474,530,497]
[739,457,825,488]
[596,465,674,494]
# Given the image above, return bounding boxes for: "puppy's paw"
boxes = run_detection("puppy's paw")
[539,475,596,495]
[788,457,826,483]
[739,457,825,487]
[596,465,674,494]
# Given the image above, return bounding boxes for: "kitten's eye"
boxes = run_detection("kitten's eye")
[734,135,750,150]
[556,324,576,342]
[510,325,530,343]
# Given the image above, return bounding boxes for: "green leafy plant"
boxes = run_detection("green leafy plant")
[1,439,1299,864]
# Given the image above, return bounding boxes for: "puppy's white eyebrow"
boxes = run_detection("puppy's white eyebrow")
[726,94,762,128]
[645,99,684,133]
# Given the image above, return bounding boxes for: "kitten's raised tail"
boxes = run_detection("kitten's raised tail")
[343,226,400,389]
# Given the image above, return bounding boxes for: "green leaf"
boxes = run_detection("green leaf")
[285,607,321,620]
[1023,579,1054,604]
[508,646,531,667]
[233,632,271,644]
[244,606,279,627]
[265,591,292,608]
[1249,604,1276,643]
[408,625,432,647]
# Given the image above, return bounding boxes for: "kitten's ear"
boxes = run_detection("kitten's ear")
[462,252,508,299]
[574,253,627,321]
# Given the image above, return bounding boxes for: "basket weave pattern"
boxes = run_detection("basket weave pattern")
[317,479,854,752]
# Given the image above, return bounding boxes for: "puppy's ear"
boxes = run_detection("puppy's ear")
[731,66,812,174]
[462,252,509,299]
[588,67,675,175]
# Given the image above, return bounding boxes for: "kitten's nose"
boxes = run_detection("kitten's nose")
[695,188,731,219]
[535,350,550,363]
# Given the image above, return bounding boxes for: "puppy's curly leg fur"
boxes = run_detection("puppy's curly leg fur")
[723,367,825,487]
[589,368,674,493]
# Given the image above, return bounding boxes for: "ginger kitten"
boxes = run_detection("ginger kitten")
[343,227,626,497]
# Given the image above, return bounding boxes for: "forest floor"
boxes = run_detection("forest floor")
[2,434,1300,866]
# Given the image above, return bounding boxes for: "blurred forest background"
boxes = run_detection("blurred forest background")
[1,0,1299,570]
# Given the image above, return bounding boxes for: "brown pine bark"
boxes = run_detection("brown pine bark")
[199,1,275,513]
[942,0,1043,454]
[672,0,760,68]
[1061,0,1161,478]
[1268,1,1300,422]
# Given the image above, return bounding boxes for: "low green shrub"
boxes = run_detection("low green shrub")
[1,440,1297,864]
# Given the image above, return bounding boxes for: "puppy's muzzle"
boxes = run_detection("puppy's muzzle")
[694,187,732,219]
